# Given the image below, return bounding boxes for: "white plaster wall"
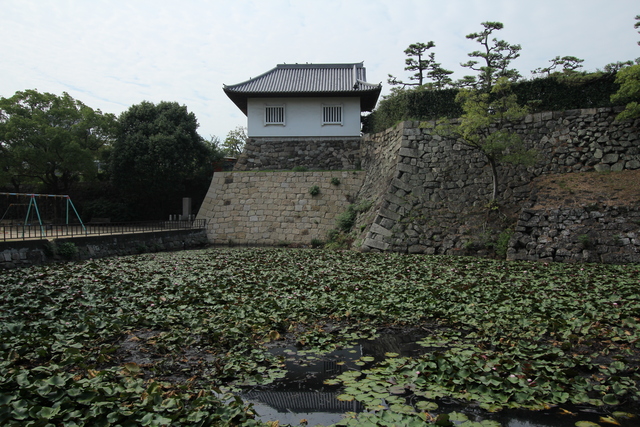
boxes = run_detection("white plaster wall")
[247,97,361,137]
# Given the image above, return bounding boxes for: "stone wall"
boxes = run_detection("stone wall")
[0,229,208,269]
[509,205,640,264]
[234,137,361,171]
[360,107,640,260]
[196,171,365,246]
[195,107,639,263]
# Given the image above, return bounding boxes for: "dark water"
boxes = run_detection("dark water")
[241,333,639,426]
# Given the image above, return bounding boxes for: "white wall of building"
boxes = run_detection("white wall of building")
[247,97,361,137]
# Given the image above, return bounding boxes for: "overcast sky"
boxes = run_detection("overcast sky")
[2,0,639,140]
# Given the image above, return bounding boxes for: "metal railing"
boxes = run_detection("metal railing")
[1,219,207,242]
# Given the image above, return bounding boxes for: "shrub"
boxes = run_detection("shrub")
[495,229,513,259]
[309,185,320,196]
[336,209,356,232]
[578,234,591,248]
[57,242,78,260]
[325,230,353,250]
[353,199,373,213]
[292,166,308,172]
[336,200,373,233]
[331,177,341,186]
[310,238,324,248]
[43,241,56,257]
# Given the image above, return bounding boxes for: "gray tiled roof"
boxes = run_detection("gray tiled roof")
[223,62,382,114]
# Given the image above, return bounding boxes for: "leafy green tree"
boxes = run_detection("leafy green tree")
[110,101,218,219]
[0,90,115,192]
[206,135,223,151]
[436,78,536,201]
[388,42,453,88]
[460,22,522,91]
[609,16,640,121]
[611,64,640,120]
[222,126,247,157]
[435,22,533,202]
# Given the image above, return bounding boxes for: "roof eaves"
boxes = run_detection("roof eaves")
[223,62,382,113]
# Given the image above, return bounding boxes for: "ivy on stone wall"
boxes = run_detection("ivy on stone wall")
[363,73,621,134]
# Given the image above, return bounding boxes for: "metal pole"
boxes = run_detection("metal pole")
[25,195,46,238]
[65,196,86,233]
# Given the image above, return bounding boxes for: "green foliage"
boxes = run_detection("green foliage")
[460,21,522,91]
[56,242,78,260]
[387,42,453,90]
[2,249,640,424]
[611,64,640,120]
[363,86,461,133]
[388,41,435,87]
[325,229,354,250]
[495,228,513,258]
[336,200,373,233]
[109,101,217,220]
[336,209,357,232]
[310,238,324,248]
[82,197,134,223]
[222,125,247,157]
[0,90,116,192]
[514,72,619,111]
[436,78,536,201]
[364,72,620,135]
[532,55,585,76]
[326,200,374,250]
[308,185,320,196]
[292,166,308,172]
[578,234,592,248]
[331,177,341,186]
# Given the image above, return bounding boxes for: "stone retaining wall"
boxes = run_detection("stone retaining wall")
[509,205,640,264]
[0,229,208,269]
[360,107,640,260]
[196,171,365,246]
[234,137,361,171]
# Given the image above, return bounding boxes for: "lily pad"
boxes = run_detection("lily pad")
[336,394,355,402]
[602,394,620,405]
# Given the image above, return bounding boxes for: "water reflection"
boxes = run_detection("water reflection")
[243,345,365,425]
[242,332,638,426]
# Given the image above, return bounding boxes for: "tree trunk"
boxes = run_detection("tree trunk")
[489,157,498,201]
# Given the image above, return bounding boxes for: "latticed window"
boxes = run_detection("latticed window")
[265,105,285,125]
[322,105,343,125]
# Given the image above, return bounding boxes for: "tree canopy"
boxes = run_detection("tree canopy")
[0,90,115,192]
[460,21,522,91]
[532,56,585,77]
[611,64,640,121]
[109,101,218,220]
[222,126,247,157]
[434,22,535,202]
[436,78,536,201]
[609,16,640,121]
[388,42,454,89]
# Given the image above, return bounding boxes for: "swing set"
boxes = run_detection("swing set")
[0,192,85,239]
